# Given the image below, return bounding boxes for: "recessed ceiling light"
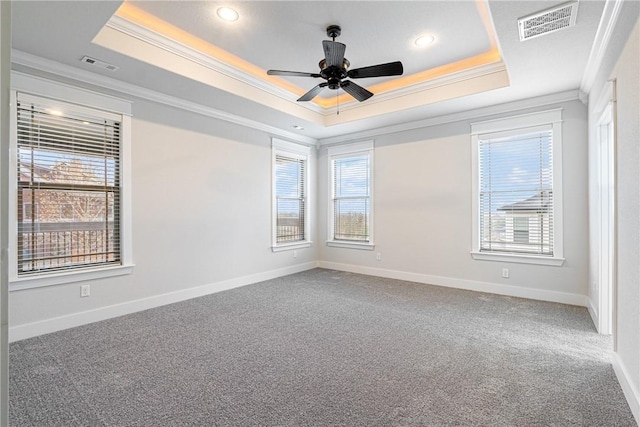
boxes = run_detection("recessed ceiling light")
[48,109,64,116]
[217,7,239,22]
[415,34,436,47]
[292,125,304,131]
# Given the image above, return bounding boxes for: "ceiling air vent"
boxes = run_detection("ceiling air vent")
[80,55,119,72]
[518,1,579,41]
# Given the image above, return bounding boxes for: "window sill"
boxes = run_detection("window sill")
[271,241,312,252]
[326,241,375,251]
[9,264,135,291]
[471,251,564,266]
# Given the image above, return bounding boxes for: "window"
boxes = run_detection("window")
[471,109,563,265]
[327,141,374,250]
[10,75,133,289]
[272,139,311,251]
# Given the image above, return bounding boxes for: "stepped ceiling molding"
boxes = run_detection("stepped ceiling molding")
[11,1,608,140]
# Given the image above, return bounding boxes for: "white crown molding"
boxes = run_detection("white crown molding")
[318,89,581,146]
[107,16,325,116]
[107,15,510,123]
[322,61,508,116]
[10,50,575,149]
[11,50,318,146]
[578,89,588,106]
[580,0,624,94]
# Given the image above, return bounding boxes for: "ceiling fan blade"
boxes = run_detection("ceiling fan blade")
[322,40,346,67]
[340,80,373,102]
[347,61,404,79]
[267,70,322,78]
[297,83,328,102]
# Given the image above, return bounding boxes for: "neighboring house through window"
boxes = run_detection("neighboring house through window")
[327,141,374,250]
[512,215,531,244]
[10,75,133,289]
[471,109,564,266]
[272,139,311,251]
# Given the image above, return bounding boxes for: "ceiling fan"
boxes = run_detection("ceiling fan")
[267,25,404,103]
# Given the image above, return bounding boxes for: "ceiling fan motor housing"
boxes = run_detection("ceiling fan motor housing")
[319,58,350,90]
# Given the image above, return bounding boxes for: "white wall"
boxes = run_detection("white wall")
[9,91,318,340]
[319,99,589,306]
[588,2,640,421]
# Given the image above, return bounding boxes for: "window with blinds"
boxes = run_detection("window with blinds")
[478,127,554,255]
[16,93,122,275]
[272,139,310,250]
[331,150,372,243]
[275,153,306,243]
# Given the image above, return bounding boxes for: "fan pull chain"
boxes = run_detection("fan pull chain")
[336,90,340,115]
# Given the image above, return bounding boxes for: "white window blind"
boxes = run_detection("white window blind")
[16,93,122,275]
[332,152,371,242]
[275,153,306,243]
[478,127,554,255]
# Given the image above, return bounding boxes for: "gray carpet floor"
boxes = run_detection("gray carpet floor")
[9,268,637,426]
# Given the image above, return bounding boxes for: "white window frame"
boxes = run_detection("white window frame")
[271,138,311,252]
[327,141,375,251]
[9,73,134,290]
[470,109,564,266]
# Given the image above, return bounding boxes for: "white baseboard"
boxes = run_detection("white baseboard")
[588,299,599,331]
[10,261,589,341]
[318,261,588,307]
[10,261,319,342]
[612,352,640,424]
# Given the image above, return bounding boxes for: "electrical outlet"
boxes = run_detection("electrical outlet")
[376,253,382,261]
[502,268,509,279]
[293,250,297,258]
[80,284,91,297]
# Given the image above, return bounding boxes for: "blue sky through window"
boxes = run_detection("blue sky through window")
[479,131,552,213]
[334,155,370,214]
[275,155,304,216]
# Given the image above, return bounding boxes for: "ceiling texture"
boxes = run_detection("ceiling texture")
[11,1,607,143]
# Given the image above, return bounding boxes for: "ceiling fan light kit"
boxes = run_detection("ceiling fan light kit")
[267,25,404,103]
